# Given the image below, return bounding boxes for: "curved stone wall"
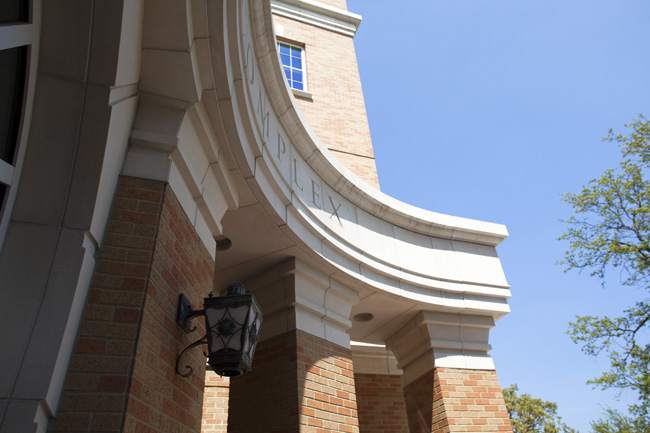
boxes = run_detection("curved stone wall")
[205,1,511,317]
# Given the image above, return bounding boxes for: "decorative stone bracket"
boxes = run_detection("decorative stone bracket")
[386,311,496,384]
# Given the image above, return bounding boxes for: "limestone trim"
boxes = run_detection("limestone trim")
[271,0,362,37]
[386,311,497,384]
[128,0,511,331]
[291,87,314,100]
[235,1,509,316]
[244,258,359,348]
[124,96,240,259]
[253,1,508,248]
[350,342,401,376]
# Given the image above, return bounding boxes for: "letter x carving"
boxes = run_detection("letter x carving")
[329,196,342,226]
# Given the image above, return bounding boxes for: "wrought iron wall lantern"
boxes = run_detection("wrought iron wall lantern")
[175,281,263,378]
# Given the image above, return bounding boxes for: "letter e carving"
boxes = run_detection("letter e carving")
[312,180,321,209]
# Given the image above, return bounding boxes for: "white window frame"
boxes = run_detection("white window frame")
[277,40,313,100]
[0,3,41,250]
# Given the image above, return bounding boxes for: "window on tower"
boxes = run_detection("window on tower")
[277,42,304,91]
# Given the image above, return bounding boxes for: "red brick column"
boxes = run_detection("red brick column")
[354,373,408,433]
[201,373,230,432]
[227,330,359,433]
[403,368,511,433]
[54,177,215,433]
[386,311,513,433]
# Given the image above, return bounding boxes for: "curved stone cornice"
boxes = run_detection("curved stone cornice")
[270,0,362,37]
[250,2,508,247]
[222,1,508,318]
[132,0,511,326]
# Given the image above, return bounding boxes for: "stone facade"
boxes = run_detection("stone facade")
[0,1,513,432]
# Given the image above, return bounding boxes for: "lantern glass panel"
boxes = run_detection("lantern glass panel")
[242,310,255,355]
[205,304,249,352]
[246,311,262,360]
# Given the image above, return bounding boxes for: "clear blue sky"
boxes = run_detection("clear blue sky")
[347,0,650,431]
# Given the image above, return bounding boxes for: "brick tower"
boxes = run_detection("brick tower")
[273,0,380,189]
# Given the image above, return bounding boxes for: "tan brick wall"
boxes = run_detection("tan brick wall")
[54,177,215,433]
[354,373,409,433]
[273,9,380,189]
[403,368,512,433]
[355,373,408,433]
[201,372,229,432]
[228,329,359,432]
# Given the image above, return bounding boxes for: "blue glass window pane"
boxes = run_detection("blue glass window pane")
[277,43,305,91]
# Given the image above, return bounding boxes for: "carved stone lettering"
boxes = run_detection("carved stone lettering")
[277,132,286,160]
[329,195,342,226]
[246,43,255,84]
[257,89,269,140]
[312,180,321,209]
[293,157,303,191]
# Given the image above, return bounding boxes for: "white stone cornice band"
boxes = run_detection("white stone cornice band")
[254,2,508,248]
[351,342,402,376]
[271,0,362,37]
[386,311,497,382]
[126,0,511,325]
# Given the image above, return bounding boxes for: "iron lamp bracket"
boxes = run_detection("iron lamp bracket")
[176,294,205,333]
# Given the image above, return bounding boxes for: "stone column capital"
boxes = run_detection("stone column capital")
[385,311,496,384]
[244,258,359,349]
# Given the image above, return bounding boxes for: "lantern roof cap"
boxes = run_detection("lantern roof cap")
[227,281,245,296]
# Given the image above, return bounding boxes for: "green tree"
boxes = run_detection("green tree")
[591,408,649,433]
[503,384,576,433]
[559,116,650,425]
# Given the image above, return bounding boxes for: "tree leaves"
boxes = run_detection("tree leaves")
[591,408,650,433]
[503,384,576,433]
[559,115,650,427]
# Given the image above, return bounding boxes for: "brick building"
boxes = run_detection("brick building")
[0,1,513,432]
